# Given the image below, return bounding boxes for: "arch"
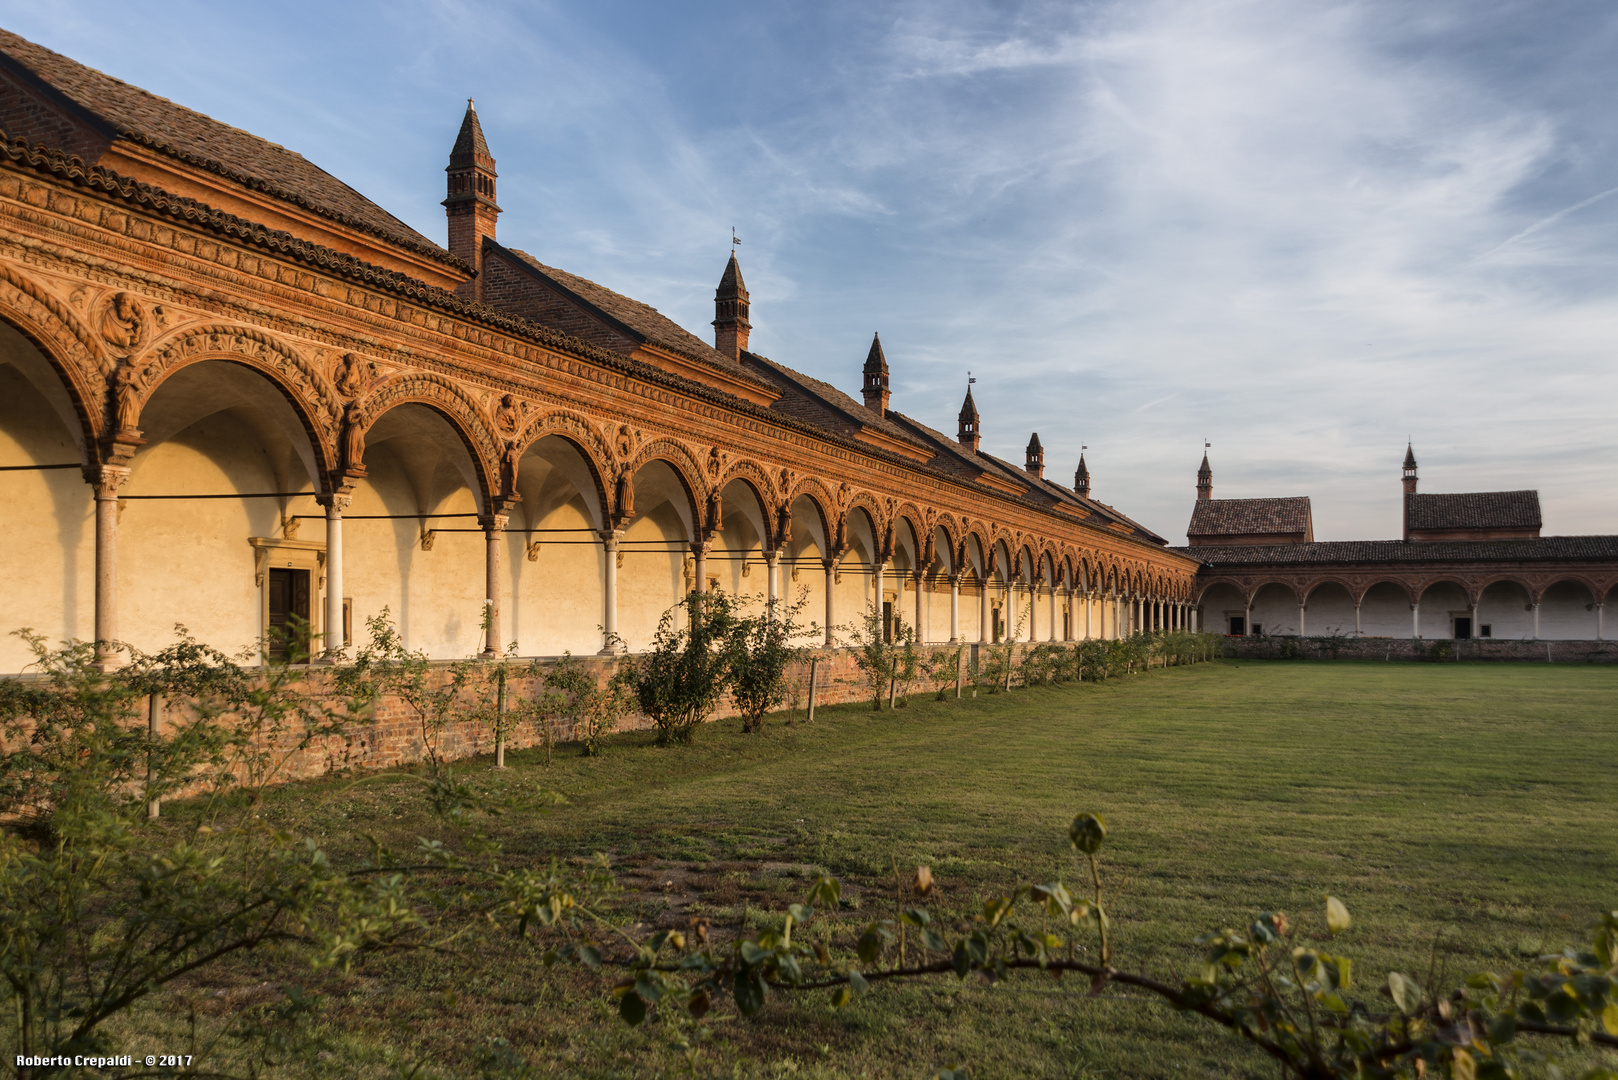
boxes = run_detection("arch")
[517,433,610,533]
[717,458,782,533]
[1413,576,1479,606]
[137,330,340,488]
[783,487,832,556]
[844,490,888,541]
[716,475,774,554]
[932,511,962,561]
[1352,578,1414,605]
[0,265,108,457]
[355,372,501,506]
[514,409,614,493]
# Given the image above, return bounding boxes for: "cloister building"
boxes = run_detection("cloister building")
[0,28,1201,674]
[1185,449,1618,642]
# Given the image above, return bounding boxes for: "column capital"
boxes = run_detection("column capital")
[86,464,130,499]
[316,490,353,511]
[690,538,712,556]
[481,513,510,532]
[601,528,624,546]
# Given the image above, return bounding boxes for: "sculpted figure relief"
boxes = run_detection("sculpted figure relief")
[341,402,366,474]
[99,292,145,352]
[614,470,635,523]
[494,393,521,434]
[334,352,375,397]
[111,360,143,435]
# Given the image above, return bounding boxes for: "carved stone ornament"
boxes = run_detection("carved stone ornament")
[526,540,542,562]
[334,352,375,397]
[614,470,635,523]
[99,292,146,352]
[616,424,637,460]
[707,446,724,478]
[340,401,366,475]
[502,440,521,494]
[494,393,522,434]
[110,359,144,436]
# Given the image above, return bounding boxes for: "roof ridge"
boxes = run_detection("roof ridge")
[0,28,464,271]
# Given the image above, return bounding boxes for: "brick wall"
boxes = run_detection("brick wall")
[1218,635,1618,664]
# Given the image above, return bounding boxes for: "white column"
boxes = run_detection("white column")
[1469,602,1479,641]
[873,558,885,633]
[1048,585,1057,642]
[823,558,837,647]
[1532,601,1541,640]
[1243,601,1252,637]
[1297,603,1306,638]
[1085,593,1092,639]
[1354,602,1362,635]
[92,465,129,670]
[693,541,709,596]
[599,530,622,654]
[948,574,960,643]
[1411,601,1420,640]
[765,550,780,616]
[482,509,506,657]
[325,493,350,658]
[1598,603,1605,642]
[915,573,925,643]
[981,576,991,642]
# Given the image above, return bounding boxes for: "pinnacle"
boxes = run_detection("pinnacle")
[1403,442,1417,469]
[958,386,978,420]
[716,251,747,300]
[449,100,493,169]
[864,332,887,374]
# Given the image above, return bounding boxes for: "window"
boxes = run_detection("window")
[1453,616,1472,640]
[267,568,311,660]
[1227,615,1245,636]
[1480,624,1492,638]
[1251,623,1263,636]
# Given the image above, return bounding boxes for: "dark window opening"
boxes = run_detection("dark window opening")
[1251,623,1263,636]
[1454,616,1472,640]
[1480,624,1492,638]
[267,568,311,661]
[882,601,893,644]
[1228,615,1245,636]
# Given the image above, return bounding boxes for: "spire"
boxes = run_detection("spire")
[713,251,751,360]
[1401,441,1418,539]
[957,384,980,452]
[444,99,499,302]
[1197,450,1213,501]
[1074,452,1090,497]
[862,332,890,416]
[1025,432,1044,478]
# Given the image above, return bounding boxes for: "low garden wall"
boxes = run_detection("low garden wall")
[1218,635,1618,664]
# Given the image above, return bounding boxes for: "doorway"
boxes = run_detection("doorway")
[1453,615,1472,640]
[267,567,311,660]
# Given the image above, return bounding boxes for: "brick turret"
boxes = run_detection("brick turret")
[862,333,889,416]
[1197,451,1213,500]
[1402,442,1418,540]
[712,252,751,360]
[1025,432,1044,478]
[444,100,499,302]
[957,386,980,452]
[1074,453,1090,497]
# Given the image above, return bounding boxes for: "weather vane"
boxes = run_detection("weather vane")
[967,370,976,386]
[731,227,740,250]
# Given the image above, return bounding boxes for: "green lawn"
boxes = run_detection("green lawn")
[141,660,1618,1078]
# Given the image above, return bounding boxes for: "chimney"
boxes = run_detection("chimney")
[957,385,980,452]
[713,252,750,360]
[1402,442,1418,540]
[1025,432,1044,478]
[1197,451,1213,501]
[444,100,500,303]
[862,333,890,416]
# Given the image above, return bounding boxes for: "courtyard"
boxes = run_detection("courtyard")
[115,659,1618,1078]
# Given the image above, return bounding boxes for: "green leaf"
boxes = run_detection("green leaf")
[831,984,852,1008]
[1388,971,1422,1015]
[734,974,766,1016]
[1068,812,1106,854]
[901,907,932,927]
[952,940,972,978]
[1325,895,1351,936]
[788,903,814,924]
[923,928,949,953]
[848,969,869,996]
[739,940,769,966]
[1488,1014,1517,1044]
[619,990,647,1026]
[578,944,601,970]
[1604,1000,1618,1036]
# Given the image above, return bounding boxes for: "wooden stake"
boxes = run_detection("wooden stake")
[495,666,508,768]
[146,692,161,820]
[806,657,819,723]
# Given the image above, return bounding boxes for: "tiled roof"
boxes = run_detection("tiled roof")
[1179,536,1618,567]
[1188,497,1312,536]
[743,351,927,449]
[1406,491,1540,531]
[0,27,459,270]
[497,244,778,390]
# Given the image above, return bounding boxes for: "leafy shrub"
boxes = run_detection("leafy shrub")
[629,591,737,745]
[728,592,809,733]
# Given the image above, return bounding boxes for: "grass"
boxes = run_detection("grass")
[135,660,1618,1078]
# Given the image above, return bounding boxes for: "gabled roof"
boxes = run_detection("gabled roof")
[493,243,776,387]
[1406,491,1541,532]
[742,350,928,450]
[1188,497,1312,537]
[0,26,455,269]
[1180,536,1618,566]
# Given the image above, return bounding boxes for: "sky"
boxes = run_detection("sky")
[4,0,1616,544]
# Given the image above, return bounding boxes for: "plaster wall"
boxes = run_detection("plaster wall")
[0,363,94,670]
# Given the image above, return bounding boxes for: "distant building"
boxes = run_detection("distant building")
[1181,448,1618,641]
